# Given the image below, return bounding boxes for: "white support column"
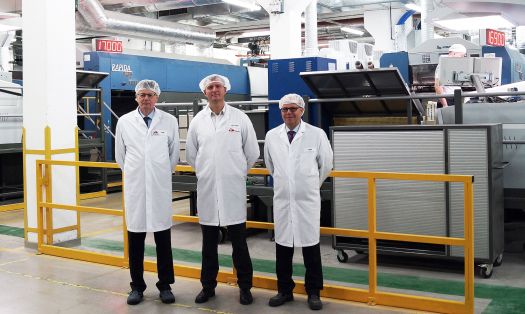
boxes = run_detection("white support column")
[257,0,315,59]
[23,0,77,244]
[364,8,405,52]
[420,0,434,43]
[303,0,318,57]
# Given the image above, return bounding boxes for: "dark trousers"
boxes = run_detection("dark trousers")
[200,223,253,291]
[128,228,174,292]
[275,243,323,296]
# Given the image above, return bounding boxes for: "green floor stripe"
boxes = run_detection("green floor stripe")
[0,225,24,238]
[1,225,525,313]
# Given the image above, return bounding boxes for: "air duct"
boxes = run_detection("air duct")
[141,0,224,12]
[304,0,319,57]
[420,0,434,42]
[77,0,216,46]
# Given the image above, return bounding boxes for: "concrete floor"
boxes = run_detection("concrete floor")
[1,192,525,313]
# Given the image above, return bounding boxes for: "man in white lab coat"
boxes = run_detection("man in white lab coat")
[186,74,259,305]
[115,79,180,305]
[264,93,333,311]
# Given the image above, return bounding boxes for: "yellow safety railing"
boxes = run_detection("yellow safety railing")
[35,160,474,314]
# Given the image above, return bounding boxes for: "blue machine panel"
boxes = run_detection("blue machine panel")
[84,52,250,160]
[380,51,410,84]
[482,46,525,85]
[268,57,336,130]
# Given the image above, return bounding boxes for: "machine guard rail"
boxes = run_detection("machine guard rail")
[35,160,474,314]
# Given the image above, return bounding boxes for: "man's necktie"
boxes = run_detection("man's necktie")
[143,116,151,128]
[287,130,295,143]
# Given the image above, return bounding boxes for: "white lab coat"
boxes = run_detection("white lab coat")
[264,122,333,247]
[186,104,259,226]
[115,108,179,232]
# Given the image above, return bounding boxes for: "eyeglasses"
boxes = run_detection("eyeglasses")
[280,107,301,113]
[137,93,156,98]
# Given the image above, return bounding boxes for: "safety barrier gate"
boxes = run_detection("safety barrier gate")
[35,160,474,314]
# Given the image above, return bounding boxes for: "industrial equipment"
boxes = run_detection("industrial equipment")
[0,79,23,204]
[331,124,504,278]
[380,38,481,92]
[268,57,336,130]
[439,102,525,212]
[83,51,251,161]
[482,46,525,84]
[299,68,425,132]
[0,70,109,203]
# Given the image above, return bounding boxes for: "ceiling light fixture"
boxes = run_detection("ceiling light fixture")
[227,45,251,52]
[223,0,261,11]
[434,15,515,31]
[404,3,421,12]
[340,27,364,36]
[240,30,271,38]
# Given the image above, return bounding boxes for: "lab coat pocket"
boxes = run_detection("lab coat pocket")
[224,124,243,151]
[300,148,318,176]
[150,134,169,165]
[228,150,247,177]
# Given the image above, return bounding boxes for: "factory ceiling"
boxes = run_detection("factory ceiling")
[1,1,525,47]
[96,0,409,44]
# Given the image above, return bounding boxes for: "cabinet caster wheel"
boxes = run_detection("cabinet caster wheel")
[337,250,348,263]
[493,254,503,267]
[479,264,493,279]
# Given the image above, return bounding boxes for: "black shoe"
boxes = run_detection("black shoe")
[239,289,253,305]
[195,289,215,304]
[127,290,143,305]
[159,290,175,304]
[307,295,323,310]
[268,292,293,307]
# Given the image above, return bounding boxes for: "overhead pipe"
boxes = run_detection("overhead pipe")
[77,0,216,46]
[142,0,224,12]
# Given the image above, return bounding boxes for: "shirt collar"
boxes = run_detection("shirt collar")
[138,107,156,119]
[285,121,301,133]
[206,103,227,117]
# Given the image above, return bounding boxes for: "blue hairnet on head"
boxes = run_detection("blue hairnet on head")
[135,79,161,96]
[279,93,305,109]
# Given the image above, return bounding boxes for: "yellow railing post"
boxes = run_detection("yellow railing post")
[122,178,129,267]
[36,161,44,252]
[367,176,377,305]
[464,180,475,314]
[75,127,81,239]
[44,126,53,244]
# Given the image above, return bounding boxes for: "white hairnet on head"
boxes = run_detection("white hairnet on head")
[279,93,305,109]
[449,44,467,55]
[135,79,161,96]
[199,74,231,93]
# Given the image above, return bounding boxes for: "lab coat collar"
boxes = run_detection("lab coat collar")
[133,106,162,129]
[279,120,305,145]
[205,102,229,119]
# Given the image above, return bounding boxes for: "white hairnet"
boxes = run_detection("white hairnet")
[449,44,467,55]
[199,74,231,93]
[279,93,305,109]
[135,79,161,96]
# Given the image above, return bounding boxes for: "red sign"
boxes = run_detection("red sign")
[486,29,505,47]
[95,39,123,53]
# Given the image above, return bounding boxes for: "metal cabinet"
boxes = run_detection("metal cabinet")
[332,125,504,276]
